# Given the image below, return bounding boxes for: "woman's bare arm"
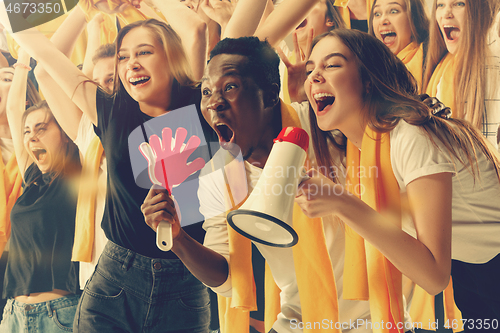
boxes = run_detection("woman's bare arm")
[6,50,32,177]
[296,170,453,295]
[0,3,98,125]
[255,0,320,47]
[150,0,207,80]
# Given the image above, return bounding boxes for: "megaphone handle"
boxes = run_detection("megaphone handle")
[157,222,173,251]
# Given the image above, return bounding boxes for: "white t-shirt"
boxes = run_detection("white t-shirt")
[199,102,374,333]
[74,115,108,288]
[391,120,500,263]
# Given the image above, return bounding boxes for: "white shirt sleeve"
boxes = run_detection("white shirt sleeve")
[390,121,457,189]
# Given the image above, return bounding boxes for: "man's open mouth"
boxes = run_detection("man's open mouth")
[215,123,235,143]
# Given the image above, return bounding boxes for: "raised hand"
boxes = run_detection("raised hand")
[94,0,130,14]
[199,0,235,28]
[139,127,206,193]
[276,28,313,103]
[295,168,341,218]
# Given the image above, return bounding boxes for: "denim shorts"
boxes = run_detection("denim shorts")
[73,241,210,333]
[0,294,80,333]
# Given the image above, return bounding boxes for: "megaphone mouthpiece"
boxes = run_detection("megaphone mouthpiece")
[273,127,309,152]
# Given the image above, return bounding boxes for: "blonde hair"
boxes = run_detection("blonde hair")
[423,0,493,129]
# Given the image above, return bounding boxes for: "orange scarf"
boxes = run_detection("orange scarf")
[0,149,23,256]
[397,42,424,92]
[344,128,404,333]
[410,280,463,332]
[281,51,295,105]
[335,0,374,29]
[425,53,456,114]
[71,135,104,262]
[78,0,166,45]
[217,101,341,333]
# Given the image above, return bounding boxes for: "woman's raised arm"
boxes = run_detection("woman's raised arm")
[149,0,207,80]
[34,6,96,140]
[6,50,32,177]
[0,4,98,125]
[255,0,320,47]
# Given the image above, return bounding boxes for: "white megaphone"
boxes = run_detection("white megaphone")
[227,127,309,248]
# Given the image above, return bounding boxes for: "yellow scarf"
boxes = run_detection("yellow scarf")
[397,42,424,92]
[78,0,120,46]
[78,0,166,44]
[335,0,374,29]
[71,135,104,262]
[218,101,341,333]
[410,280,463,332]
[344,128,404,333]
[281,52,295,105]
[0,149,23,256]
[425,53,456,114]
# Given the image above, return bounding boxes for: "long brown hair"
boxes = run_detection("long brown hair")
[309,29,500,182]
[422,0,493,129]
[368,0,430,45]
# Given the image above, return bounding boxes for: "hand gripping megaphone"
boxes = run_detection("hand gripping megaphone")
[227,127,309,247]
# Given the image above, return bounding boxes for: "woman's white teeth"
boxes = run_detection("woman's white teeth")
[314,93,334,101]
[129,76,150,85]
[380,30,396,36]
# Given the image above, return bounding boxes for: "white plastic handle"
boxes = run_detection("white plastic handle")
[139,142,162,186]
[156,221,173,251]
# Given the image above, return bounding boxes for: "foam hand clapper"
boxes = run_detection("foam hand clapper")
[139,127,205,251]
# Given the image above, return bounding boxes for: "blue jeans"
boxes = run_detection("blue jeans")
[0,294,80,333]
[74,241,210,333]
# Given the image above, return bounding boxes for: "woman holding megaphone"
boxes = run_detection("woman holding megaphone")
[297,28,500,326]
